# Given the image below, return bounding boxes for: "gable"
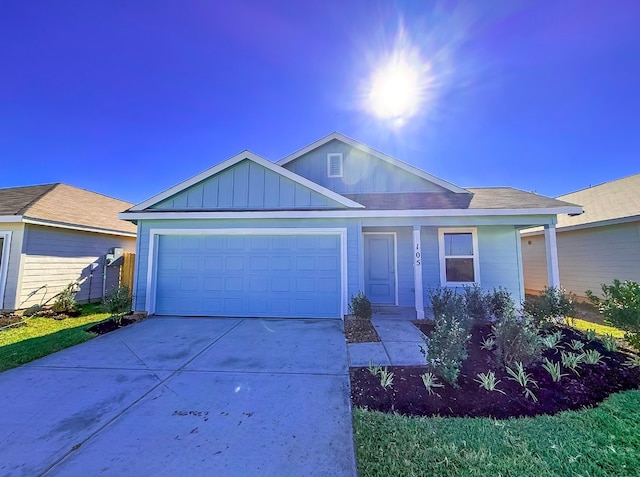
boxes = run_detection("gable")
[279,134,468,195]
[150,159,350,211]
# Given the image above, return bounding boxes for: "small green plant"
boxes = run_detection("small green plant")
[541,358,567,382]
[585,329,597,341]
[102,285,131,315]
[561,351,584,375]
[587,280,640,351]
[378,368,394,389]
[367,360,383,377]
[505,361,538,401]
[422,314,471,387]
[540,330,563,351]
[367,361,393,389]
[522,287,575,328]
[581,349,604,365]
[51,282,80,315]
[492,313,542,367]
[568,339,585,352]
[474,371,505,394]
[601,334,618,352]
[480,336,496,351]
[420,372,444,396]
[623,355,640,368]
[349,292,372,320]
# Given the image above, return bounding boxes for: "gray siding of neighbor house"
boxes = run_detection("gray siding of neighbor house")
[18,224,136,309]
[1,223,26,311]
[284,141,450,194]
[522,222,640,299]
[150,159,345,210]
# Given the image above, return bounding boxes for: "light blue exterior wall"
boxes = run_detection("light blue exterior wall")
[283,140,449,194]
[151,160,345,210]
[133,218,362,312]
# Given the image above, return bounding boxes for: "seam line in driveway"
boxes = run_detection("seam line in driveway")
[40,318,246,476]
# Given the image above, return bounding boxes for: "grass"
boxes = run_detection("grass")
[569,317,626,339]
[0,305,110,372]
[353,390,640,477]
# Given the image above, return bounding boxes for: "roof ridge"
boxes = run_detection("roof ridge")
[16,183,60,215]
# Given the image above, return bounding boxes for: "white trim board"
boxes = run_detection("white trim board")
[121,205,582,221]
[129,151,364,212]
[22,218,136,237]
[363,232,399,306]
[438,227,480,287]
[277,132,469,194]
[520,213,640,236]
[0,231,12,310]
[0,216,22,223]
[145,227,348,317]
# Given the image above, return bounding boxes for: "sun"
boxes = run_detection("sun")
[363,39,433,126]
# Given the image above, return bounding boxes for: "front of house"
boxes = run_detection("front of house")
[121,133,581,319]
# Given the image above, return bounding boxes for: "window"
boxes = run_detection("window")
[327,153,343,178]
[438,228,479,285]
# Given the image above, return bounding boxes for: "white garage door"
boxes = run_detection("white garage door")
[153,233,342,318]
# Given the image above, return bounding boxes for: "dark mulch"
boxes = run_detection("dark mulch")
[87,316,137,335]
[0,314,23,328]
[344,317,381,343]
[350,322,640,419]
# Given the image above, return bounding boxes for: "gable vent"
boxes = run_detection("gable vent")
[327,153,343,178]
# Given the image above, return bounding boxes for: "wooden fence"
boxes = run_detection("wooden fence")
[121,252,135,298]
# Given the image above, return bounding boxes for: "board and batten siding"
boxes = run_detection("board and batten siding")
[0,223,26,311]
[132,218,361,314]
[18,224,135,309]
[283,141,449,194]
[522,222,640,299]
[151,159,345,210]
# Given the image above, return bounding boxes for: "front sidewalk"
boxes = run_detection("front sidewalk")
[347,316,428,367]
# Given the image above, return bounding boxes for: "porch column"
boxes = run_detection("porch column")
[544,224,561,288]
[413,226,425,319]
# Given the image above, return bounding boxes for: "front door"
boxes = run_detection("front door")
[364,233,396,304]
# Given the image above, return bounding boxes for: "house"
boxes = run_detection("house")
[521,173,640,300]
[120,132,582,319]
[0,183,136,312]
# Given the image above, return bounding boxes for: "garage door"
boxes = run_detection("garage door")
[154,233,342,318]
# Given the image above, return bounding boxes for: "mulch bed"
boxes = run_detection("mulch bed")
[0,313,24,328]
[350,322,640,419]
[86,316,138,335]
[344,317,381,343]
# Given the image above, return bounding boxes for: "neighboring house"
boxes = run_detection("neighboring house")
[0,183,136,312]
[521,173,640,300]
[120,132,581,319]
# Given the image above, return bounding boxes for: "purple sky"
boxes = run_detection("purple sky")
[1,0,639,204]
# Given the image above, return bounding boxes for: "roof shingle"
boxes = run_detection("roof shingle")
[0,183,136,235]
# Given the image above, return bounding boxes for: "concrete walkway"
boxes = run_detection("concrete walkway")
[347,316,428,367]
[0,317,357,477]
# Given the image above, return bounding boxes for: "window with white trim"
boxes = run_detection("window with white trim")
[327,153,343,178]
[438,228,479,285]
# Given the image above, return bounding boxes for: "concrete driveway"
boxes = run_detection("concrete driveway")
[0,317,357,477]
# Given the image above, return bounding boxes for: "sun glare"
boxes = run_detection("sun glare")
[362,29,434,127]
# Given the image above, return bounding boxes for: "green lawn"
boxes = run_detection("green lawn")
[569,316,626,339]
[0,306,110,372]
[353,390,640,477]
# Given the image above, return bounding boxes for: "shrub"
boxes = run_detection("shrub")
[428,287,467,326]
[422,314,471,387]
[522,287,575,328]
[488,287,515,320]
[463,284,491,323]
[587,280,640,351]
[51,283,80,314]
[102,286,132,315]
[492,312,542,367]
[349,292,372,320]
